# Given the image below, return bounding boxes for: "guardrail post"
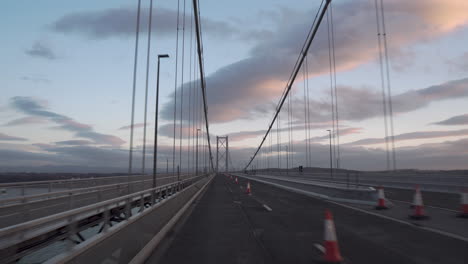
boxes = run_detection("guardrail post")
[21,185,25,196]
[67,215,77,251]
[151,189,155,205]
[103,206,110,233]
[69,192,74,210]
[125,198,131,220]
[140,193,145,212]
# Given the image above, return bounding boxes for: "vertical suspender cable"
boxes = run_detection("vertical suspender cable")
[305,55,312,166]
[374,0,390,170]
[128,0,142,182]
[187,0,193,173]
[172,0,181,174]
[303,65,309,167]
[330,3,341,169]
[380,0,396,171]
[277,113,280,169]
[326,9,336,171]
[179,0,186,173]
[142,0,154,175]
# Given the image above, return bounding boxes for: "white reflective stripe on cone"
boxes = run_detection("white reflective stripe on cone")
[378,188,385,199]
[324,219,337,241]
[414,191,423,206]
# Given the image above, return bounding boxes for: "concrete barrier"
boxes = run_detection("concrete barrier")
[235,173,378,205]
[45,175,213,264]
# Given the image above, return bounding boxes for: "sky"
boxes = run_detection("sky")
[1,0,468,173]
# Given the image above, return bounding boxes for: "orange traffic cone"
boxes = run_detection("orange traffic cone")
[457,189,468,218]
[375,186,388,210]
[246,181,251,195]
[409,186,428,220]
[409,185,418,208]
[235,177,238,184]
[322,209,344,263]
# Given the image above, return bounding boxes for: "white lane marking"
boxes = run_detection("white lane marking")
[262,204,272,212]
[389,199,458,213]
[236,174,468,243]
[327,200,468,243]
[314,243,325,253]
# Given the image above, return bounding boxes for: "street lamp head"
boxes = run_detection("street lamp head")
[158,54,170,58]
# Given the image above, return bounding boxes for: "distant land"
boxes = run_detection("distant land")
[0,166,467,183]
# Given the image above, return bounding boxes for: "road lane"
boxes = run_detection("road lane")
[153,174,468,264]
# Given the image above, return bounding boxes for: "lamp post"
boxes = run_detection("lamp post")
[152,54,169,188]
[326,130,333,179]
[196,128,201,176]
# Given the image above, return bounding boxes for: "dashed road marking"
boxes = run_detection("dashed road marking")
[262,204,272,212]
[314,243,325,253]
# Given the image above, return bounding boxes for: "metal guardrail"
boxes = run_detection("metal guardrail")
[0,173,185,198]
[248,171,468,193]
[0,175,207,263]
[0,175,187,207]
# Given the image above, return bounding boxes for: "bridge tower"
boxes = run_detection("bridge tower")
[216,136,229,173]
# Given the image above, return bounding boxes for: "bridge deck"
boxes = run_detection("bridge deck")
[148,174,467,264]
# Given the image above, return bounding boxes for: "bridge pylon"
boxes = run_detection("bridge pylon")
[216,136,229,173]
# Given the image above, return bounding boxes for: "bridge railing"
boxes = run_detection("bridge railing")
[247,169,468,192]
[0,173,186,198]
[0,175,208,263]
[0,174,195,229]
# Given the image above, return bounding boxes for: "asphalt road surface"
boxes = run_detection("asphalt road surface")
[149,174,468,264]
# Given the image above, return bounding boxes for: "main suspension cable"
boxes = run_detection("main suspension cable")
[244,0,331,170]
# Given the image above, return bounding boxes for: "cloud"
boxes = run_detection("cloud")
[20,76,51,84]
[227,136,468,171]
[55,140,94,146]
[307,127,363,142]
[227,122,333,142]
[2,135,468,171]
[10,96,125,146]
[25,42,57,60]
[3,116,47,126]
[447,52,468,71]
[119,122,150,130]
[51,6,237,39]
[433,114,468,126]
[159,0,468,124]
[158,123,203,139]
[0,133,27,142]
[346,128,468,146]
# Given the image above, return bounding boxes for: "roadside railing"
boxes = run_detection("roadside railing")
[0,175,208,263]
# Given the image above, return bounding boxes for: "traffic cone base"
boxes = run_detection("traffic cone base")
[375,205,388,210]
[409,214,429,220]
[457,192,468,218]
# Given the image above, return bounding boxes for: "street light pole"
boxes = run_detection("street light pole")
[152,54,169,189]
[327,129,333,179]
[196,128,200,176]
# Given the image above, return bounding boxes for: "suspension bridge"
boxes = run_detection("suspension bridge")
[1,0,468,263]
